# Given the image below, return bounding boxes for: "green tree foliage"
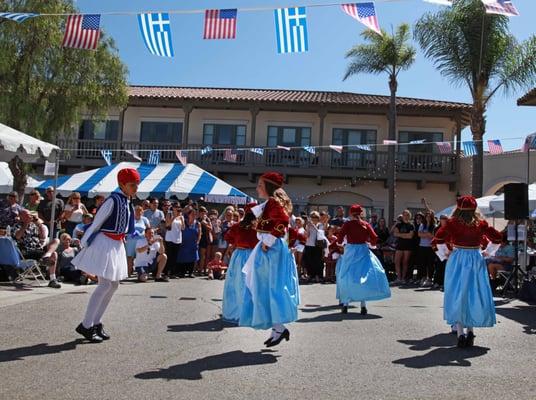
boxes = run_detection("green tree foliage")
[415,0,536,196]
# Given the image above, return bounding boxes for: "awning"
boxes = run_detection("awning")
[0,162,44,194]
[0,123,59,162]
[36,162,251,204]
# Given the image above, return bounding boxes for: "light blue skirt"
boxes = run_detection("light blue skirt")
[336,244,391,304]
[444,248,496,327]
[239,238,300,330]
[222,248,252,323]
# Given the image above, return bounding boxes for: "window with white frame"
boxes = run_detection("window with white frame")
[203,124,246,146]
[267,126,311,147]
[398,131,443,153]
[140,121,183,144]
[78,119,119,141]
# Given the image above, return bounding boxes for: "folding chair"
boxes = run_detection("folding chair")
[0,237,47,286]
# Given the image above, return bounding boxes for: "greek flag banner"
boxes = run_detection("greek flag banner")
[201,146,213,155]
[100,150,112,166]
[355,144,372,151]
[0,13,38,23]
[250,147,264,155]
[463,141,478,156]
[303,146,316,155]
[138,13,174,57]
[274,7,308,54]
[148,150,161,165]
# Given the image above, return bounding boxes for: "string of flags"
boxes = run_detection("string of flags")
[0,0,521,55]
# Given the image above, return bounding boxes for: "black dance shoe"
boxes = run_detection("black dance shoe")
[76,323,103,343]
[265,329,290,347]
[95,323,110,340]
[264,331,275,346]
[341,305,348,314]
[465,331,475,347]
[457,334,467,348]
[360,307,368,315]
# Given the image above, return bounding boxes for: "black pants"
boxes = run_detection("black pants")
[165,241,180,276]
[178,262,195,277]
[303,246,324,279]
[419,247,437,279]
[434,259,447,286]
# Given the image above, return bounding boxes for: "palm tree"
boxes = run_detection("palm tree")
[344,24,416,225]
[415,0,536,197]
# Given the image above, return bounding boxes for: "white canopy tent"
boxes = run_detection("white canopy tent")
[436,195,502,217]
[0,162,43,194]
[0,122,58,162]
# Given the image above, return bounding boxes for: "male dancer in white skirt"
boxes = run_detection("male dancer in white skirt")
[74,168,140,343]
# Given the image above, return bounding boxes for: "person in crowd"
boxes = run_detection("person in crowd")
[60,192,88,236]
[37,186,64,238]
[303,211,325,283]
[418,211,437,287]
[125,206,150,277]
[237,207,245,220]
[325,225,341,283]
[55,233,96,285]
[432,215,450,290]
[207,209,221,265]
[89,195,105,215]
[217,206,235,260]
[207,252,227,280]
[73,168,140,343]
[197,206,213,275]
[336,204,391,315]
[222,203,258,323]
[144,198,165,228]
[164,203,183,278]
[486,233,515,291]
[134,227,169,283]
[73,214,93,240]
[24,190,41,212]
[0,191,23,228]
[369,214,379,230]
[319,211,330,230]
[240,172,300,348]
[141,199,150,211]
[232,210,241,223]
[393,209,415,285]
[176,207,201,278]
[13,209,61,288]
[329,206,347,227]
[291,217,307,278]
[433,195,502,348]
[373,217,390,266]
[409,212,425,283]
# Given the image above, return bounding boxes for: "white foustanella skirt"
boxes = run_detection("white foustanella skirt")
[72,233,128,282]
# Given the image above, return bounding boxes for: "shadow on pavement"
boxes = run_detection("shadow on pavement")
[495,305,536,334]
[297,312,381,323]
[0,339,83,363]
[299,304,356,313]
[135,350,280,380]
[393,333,489,368]
[167,318,237,333]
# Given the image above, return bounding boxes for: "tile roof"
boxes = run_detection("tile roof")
[128,85,472,111]
[518,88,536,106]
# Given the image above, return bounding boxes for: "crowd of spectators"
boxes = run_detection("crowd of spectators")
[0,188,522,294]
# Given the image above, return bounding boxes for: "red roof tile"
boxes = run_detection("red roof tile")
[518,88,536,106]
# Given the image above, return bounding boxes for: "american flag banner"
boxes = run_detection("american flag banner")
[522,133,536,152]
[125,150,142,161]
[481,0,520,17]
[201,146,213,156]
[274,7,308,54]
[250,147,264,155]
[148,150,161,165]
[303,146,316,155]
[487,139,504,154]
[463,141,478,156]
[223,149,238,163]
[0,13,38,23]
[204,9,238,39]
[355,144,372,151]
[62,14,101,50]
[383,140,397,145]
[330,145,344,154]
[341,3,382,35]
[435,142,452,154]
[175,150,188,165]
[138,13,174,57]
[100,150,112,166]
[277,145,291,151]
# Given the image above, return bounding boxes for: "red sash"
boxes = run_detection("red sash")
[103,232,126,241]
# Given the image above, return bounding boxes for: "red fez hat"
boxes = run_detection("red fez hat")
[260,172,284,187]
[244,202,257,214]
[117,168,141,186]
[350,204,363,215]
[456,195,477,211]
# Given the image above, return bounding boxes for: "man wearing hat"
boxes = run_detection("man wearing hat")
[73,168,140,343]
[0,191,23,229]
[37,186,64,237]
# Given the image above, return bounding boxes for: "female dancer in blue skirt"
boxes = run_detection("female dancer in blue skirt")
[336,204,391,315]
[240,172,300,347]
[222,203,258,323]
[433,195,502,348]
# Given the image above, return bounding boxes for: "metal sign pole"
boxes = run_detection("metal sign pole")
[48,149,60,243]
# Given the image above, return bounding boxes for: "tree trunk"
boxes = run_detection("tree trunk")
[470,101,486,198]
[8,156,28,203]
[387,74,398,226]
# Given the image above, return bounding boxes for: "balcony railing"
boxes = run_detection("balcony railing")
[56,139,458,180]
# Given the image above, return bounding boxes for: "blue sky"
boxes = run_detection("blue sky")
[77,0,536,150]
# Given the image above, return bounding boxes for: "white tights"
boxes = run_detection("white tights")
[82,277,119,328]
[456,322,474,337]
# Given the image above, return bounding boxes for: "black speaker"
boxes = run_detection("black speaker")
[504,183,529,220]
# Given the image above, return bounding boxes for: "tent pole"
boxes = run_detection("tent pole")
[48,149,60,244]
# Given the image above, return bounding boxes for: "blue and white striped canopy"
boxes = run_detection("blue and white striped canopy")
[37,162,251,204]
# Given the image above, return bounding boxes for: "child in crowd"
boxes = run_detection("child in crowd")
[325,225,342,283]
[207,252,227,280]
[73,214,93,240]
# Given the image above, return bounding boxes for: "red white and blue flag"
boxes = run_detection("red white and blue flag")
[62,14,101,50]
[481,0,520,17]
[487,139,504,154]
[435,142,452,154]
[204,9,237,39]
[341,3,381,35]
[224,149,237,163]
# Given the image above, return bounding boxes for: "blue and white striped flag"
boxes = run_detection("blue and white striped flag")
[463,141,478,156]
[100,150,112,166]
[303,146,316,155]
[274,7,308,54]
[148,150,161,165]
[250,147,264,155]
[201,146,213,156]
[409,139,426,144]
[355,144,372,151]
[138,13,174,57]
[0,13,38,23]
